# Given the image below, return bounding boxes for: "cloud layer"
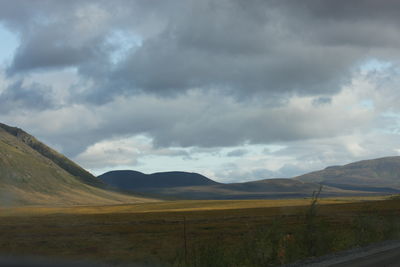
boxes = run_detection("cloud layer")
[1,0,400,180]
[3,0,400,98]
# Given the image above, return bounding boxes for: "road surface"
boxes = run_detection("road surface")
[286,240,400,267]
[330,245,400,267]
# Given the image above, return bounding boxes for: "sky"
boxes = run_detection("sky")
[1,0,400,182]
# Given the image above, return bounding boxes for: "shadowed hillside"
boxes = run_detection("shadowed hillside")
[0,123,155,206]
[99,171,366,200]
[99,157,400,200]
[295,156,400,192]
[99,170,219,190]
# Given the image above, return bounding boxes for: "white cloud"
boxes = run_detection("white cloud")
[75,137,142,169]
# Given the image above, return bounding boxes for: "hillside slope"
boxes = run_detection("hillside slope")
[0,123,101,186]
[99,156,400,199]
[99,170,219,190]
[133,178,357,200]
[295,156,400,192]
[99,171,363,200]
[0,123,155,206]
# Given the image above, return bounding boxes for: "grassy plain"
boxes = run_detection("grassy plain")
[0,196,398,266]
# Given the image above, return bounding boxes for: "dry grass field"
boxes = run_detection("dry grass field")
[0,196,398,266]
[0,196,387,216]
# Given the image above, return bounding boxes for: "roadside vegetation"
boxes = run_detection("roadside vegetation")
[173,191,400,267]
[0,195,398,266]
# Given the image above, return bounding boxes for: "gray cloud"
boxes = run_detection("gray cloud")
[3,83,374,158]
[8,31,104,74]
[312,97,332,107]
[93,0,400,101]
[226,149,249,157]
[1,1,400,179]
[3,1,112,74]
[109,0,358,99]
[1,0,400,102]
[0,80,55,113]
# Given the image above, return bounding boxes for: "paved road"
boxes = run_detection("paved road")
[286,240,400,267]
[330,246,400,267]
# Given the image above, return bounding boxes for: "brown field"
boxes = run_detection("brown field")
[0,196,398,266]
[0,195,388,216]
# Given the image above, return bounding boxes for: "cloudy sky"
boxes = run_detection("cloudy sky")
[1,0,400,182]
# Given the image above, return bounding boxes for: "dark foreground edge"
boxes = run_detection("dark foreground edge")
[282,239,400,267]
[0,255,158,267]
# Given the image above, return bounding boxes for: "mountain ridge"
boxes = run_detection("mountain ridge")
[99,156,400,200]
[295,156,400,189]
[0,123,155,206]
[99,170,219,190]
[0,123,102,187]
[2,121,398,203]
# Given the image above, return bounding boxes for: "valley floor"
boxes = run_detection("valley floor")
[0,196,398,266]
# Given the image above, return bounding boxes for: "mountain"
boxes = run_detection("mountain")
[99,171,363,200]
[99,156,400,200]
[295,156,400,192]
[0,123,155,206]
[99,170,219,190]
[130,178,357,200]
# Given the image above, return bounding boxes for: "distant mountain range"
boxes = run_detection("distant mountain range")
[99,157,400,200]
[0,123,154,206]
[100,170,219,189]
[295,156,400,192]
[1,122,399,205]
